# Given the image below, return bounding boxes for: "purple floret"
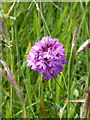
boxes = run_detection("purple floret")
[26,36,66,80]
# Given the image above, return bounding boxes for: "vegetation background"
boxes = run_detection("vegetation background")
[0,1,90,118]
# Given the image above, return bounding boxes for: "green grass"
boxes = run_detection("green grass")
[1,2,90,118]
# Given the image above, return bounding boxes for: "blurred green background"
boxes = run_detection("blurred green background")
[0,2,90,118]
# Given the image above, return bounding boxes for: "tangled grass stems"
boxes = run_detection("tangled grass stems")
[54,77,75,107]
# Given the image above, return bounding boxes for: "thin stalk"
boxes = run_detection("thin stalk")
[14,5,19,84]
[55,74,62,103]
[9,26,14,117]
[0,3,2,117]
[41,78,46,99]
[67,48,74,117]
[68,49,73,100]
